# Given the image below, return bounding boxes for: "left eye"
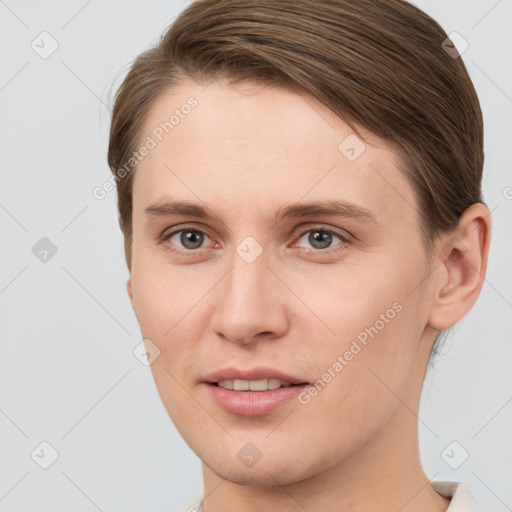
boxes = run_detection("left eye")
[295,228,345,250]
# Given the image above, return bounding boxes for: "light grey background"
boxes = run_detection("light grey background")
[0,1,511,511]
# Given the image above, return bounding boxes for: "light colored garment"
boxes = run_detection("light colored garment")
[171,480,484,512]
[432,481,485,511]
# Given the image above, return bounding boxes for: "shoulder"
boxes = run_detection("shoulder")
[432,481,485,512]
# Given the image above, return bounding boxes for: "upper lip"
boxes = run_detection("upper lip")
[203,367,309,385]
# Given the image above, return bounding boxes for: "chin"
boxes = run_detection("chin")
[200,444,325,487]
[225,470,284,486]
[208,461,304,487]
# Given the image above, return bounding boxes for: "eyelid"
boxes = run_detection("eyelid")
[294,225,352,244]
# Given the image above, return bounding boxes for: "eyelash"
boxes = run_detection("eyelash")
[159,225,351,256]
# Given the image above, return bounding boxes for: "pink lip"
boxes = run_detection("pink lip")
[202,367,309,416]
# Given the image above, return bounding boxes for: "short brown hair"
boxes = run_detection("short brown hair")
[108,0,484,271]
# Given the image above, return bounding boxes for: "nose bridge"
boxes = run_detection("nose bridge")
[211,239,287,344]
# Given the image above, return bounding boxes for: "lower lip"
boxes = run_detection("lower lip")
[204,383,308,416]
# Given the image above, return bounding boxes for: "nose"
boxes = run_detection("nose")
[210,245,289,345]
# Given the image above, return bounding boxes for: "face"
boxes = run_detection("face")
[128,78,436,485]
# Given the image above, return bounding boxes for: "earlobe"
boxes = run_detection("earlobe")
[428,203,491,331]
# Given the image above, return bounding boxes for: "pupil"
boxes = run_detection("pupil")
[309,230,331,249]
[181,230,203,249]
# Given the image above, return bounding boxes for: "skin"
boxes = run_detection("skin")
[127,78,491,512]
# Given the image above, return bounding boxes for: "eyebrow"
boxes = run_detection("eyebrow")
[144,198,378,225]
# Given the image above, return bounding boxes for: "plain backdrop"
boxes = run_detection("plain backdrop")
[0,1,511,511]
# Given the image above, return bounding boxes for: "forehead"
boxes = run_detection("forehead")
[133,78,418,228]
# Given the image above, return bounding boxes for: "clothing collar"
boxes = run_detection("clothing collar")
[432,481,484,511]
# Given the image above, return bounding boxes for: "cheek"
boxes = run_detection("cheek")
[131,267,203,428]
[296,260,426,412]
[293,260,417,354]
[129,262,211,398]
[130,257,206,337]
[295,303,422,458]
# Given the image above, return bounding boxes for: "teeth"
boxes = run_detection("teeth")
[217,379,293,391]
[218,379,234,390]
[268,378,282,390]
[234,379,249,391]
[249,379,267,391]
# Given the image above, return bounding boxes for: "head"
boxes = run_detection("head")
[107,0,490,486]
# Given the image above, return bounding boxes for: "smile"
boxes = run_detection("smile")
[216,378,295,391]
[203,368,310,416]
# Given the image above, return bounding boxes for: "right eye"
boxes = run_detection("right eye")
[162,227,214,252]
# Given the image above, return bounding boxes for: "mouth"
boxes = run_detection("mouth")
[213,378,305,391]
[203,368,310,416]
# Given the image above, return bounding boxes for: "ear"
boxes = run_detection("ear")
[428,203,492,331]
[127,277,134,307]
